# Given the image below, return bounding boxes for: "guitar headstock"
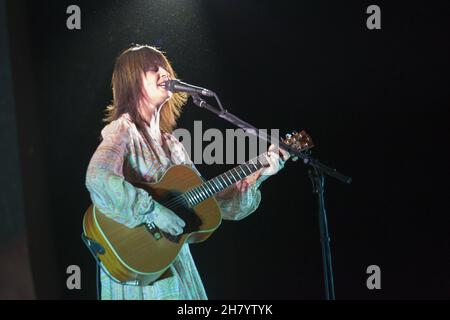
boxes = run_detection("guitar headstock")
[281,130,314,161]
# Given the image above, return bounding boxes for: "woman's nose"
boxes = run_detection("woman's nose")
[158,67,169,78]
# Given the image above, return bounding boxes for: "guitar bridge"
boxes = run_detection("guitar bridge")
[161,231,182,243]
[145,222,162,240]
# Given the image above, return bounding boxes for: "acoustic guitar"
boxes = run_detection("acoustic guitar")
[82,130,313,285]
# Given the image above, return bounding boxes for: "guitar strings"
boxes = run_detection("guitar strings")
[161,139,304,210]
[162,162,259,211]
[159,157,264,210]
[158,149,279,211]
[160,148,282,210]
[150,132,308,210]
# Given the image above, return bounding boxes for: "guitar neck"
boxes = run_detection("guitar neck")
[184,150,276,207]
[180,129,314,207]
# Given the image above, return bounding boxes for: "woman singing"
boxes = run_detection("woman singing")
[85,44,288,300]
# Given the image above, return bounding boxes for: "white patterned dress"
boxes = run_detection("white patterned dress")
[85,111,263,300]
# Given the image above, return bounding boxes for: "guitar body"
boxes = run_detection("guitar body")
[83,164,222,286]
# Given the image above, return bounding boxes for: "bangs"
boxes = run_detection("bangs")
[130,45,171,74]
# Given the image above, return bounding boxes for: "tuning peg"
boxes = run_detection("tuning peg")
[285,133,292,139]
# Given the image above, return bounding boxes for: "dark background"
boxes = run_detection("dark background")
[1,0,449,299]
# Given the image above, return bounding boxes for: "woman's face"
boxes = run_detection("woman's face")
[142,65,173,108]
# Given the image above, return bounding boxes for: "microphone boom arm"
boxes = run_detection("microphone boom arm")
[191,95,351,184]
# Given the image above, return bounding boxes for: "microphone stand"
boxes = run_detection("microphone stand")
[191,94,351,300]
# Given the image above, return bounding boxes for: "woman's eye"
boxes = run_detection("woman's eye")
[147,66,158,72]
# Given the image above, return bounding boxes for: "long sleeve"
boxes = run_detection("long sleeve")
[217,150,288,221]
[85,118,155,228]
[215,180,262,221]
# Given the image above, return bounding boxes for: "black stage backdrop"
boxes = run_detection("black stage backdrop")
[2,0,449,299]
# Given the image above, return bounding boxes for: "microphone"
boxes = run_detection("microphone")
[163,79,215,97]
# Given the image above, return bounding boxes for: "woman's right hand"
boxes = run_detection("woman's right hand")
[152,203,186,236]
